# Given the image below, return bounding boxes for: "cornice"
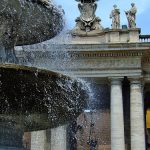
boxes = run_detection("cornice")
[20,42,150,59]
[69,50,144,58]
[21,42,150,51]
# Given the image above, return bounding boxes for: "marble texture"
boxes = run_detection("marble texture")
[110,78,125,150]
[130,79,146,150]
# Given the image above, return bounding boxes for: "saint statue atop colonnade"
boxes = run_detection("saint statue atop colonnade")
[71,0,138,37]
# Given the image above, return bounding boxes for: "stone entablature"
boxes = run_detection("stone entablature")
[19,41,150,52]
[16,42,150,79]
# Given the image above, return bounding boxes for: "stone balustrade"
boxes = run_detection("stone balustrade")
[139,35,150,42]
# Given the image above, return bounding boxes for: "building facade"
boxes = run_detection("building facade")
[19,28,150,150]
[19,1,150,150]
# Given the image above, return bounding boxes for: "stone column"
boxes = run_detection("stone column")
[110,78,125,150]
[51,125,67,150]
[130,79,146,150]
[31,130,48,150]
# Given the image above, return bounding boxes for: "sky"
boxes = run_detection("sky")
[54,0,150,34]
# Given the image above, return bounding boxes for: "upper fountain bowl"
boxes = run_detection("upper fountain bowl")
[0,0,64,47]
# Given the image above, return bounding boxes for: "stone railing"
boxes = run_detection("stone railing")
[139,35,150,42]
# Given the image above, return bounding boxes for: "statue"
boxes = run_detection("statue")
[71,0,103,36]
[110,5,120,29]
[125,3,137,28]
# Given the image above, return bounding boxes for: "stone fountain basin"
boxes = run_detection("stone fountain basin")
[0,0,64,47]
[0,64,88,131]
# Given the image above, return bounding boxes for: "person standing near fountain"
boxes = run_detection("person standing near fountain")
[110,5,120,29]
[87,122,98,150]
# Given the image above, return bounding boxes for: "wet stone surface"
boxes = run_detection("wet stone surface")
[0,64,89,131]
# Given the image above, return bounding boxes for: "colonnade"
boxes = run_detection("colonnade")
[30,77,146,150]
[31,126,67,150]
[110,77,146,150]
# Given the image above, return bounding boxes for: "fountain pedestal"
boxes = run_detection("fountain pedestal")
[0,64,88,148]
[0,124,26,150]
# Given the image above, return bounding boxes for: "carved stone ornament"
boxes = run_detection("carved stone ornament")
[71,0,103,36]
[79,2,97,23]
[125,3,137,28]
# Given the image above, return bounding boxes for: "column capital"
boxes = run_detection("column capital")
[128,77,144,85]
[109,77,124,85]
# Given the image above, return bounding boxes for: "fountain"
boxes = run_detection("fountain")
[0,0,89,149]
[0,0,64,63]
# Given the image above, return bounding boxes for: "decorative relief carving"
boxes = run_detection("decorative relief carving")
[71,0,103,36]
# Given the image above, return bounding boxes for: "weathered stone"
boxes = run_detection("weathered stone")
[51,125,67,150]
[130,79,146,150]
[110,78,125,150]
[70,28,140,42]
[125,3,137,29]
[110,5,120,29]
[31,130,49,150]
[71,0,103,36]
